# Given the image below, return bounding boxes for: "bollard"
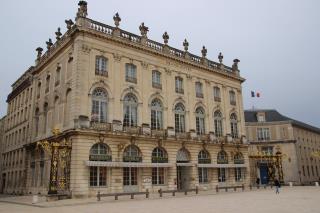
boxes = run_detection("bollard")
[146,189,149,198]
[216,185,219,193]
[264,185,266,189]
[131,194,134,199]
[315,182,319,187]
[115,195,118,200]
[184,190,187,195]
[225,188,228,192]
[159,189,163,197]
[172,191,175,196]
[257,185,260,189]
[234,187,236,192]
[242,184,245,191]
[249,184,252,190]
[97,191,101,201]
[32,195,38,204]
[196,186,199,194]
[289,182,293,187]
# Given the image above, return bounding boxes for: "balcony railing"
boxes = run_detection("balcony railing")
[89,154,112,161]
[123,156,142,162]
[151,129,165,138]
[126,76,137,83]
[217,159,228,164]
[230,101,236,106]
[175,88,184,94]
[123,126,141,134]
[198,159,211,164]
[152,82,162,89]
[234,159,245,164]
[95,69,108,77]
[196,93,204,98]
[90,121,112,131]
[214,97,221,102]
[152,156,168,163]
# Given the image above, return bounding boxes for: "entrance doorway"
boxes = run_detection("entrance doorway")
[177,166,191,190]
[123,167,138,192]
[1,173,6,193]
[259,163,269,184]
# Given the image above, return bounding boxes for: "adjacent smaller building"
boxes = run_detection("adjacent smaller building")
[245,109,320,185]
[0,116,6,193]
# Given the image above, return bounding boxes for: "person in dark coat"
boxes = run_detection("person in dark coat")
[274,178,281,194]
[256,177,260,186]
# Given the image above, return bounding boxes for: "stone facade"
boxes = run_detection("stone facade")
[245,109,320,185]
[0,1,249,197]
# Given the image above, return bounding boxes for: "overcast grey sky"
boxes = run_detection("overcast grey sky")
[0,0,319,127]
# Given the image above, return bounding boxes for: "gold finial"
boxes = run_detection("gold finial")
[52,128,61,136]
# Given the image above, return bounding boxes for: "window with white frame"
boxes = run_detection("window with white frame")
[152,70,162,89]
[213,86,221,101]
[195,82,203,98]
[151,147,167,184]
[195,107,205,135]
[125,63,137,83]
[174,103,185,133]
[230,113,238,138]
[152,167,165,185]
[214,110,223,137]
[89,143,111,161]
[123,93,138,127]
[95,56,108,76]
[257,114,265,122]
[217,150,228,164]
[229,90,236,105]
[257,128,270,141]
[261,146,273,155]
[90,167,107,187]
[218,168,226,182]
[198,168,208,183]
[151,99,163,130]
[91,88,108,123]
[175,77,184,94]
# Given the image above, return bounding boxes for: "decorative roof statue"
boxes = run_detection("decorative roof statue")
[55,28,62,40]
[139,22,149,38]
[218,52,223,64]
[232,59,240,72]
[76,1,88,18]
[46,38,53,50]
[65,19,74,30]
[201,46,207,58]
[36,47,43,61]
[162,32,169,45]
[183,39,189,52]
[113,13,121,28]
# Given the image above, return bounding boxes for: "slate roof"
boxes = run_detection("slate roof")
[244,109,320,134]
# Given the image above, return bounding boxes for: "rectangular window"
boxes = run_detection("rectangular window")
[152,70,162,89]
[195,82,203,98]
[175,114,185,133]
[175,77,184,94]
[55,66,61,86]
[235,168,242,182]
[90,167,107,187]
[95,56,108,76]
[218,168,226,182]
[229,91,236,105]
[123,167,138,185]
[213,87,221,102]
[152,167,165,185]
[126,63,137,83]
[198,168,208,183]
[257,128,270,141]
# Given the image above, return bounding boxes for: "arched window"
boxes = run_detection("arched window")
[234,152,244,164]
[151,99,163,130]
[54,96,59,125]
[195,107,205,135]
[214,110,223,137]
[198,150,210,183]
[152,147,168,163]
[89,143,111,161]
[151,147,167,185]
[198,150,211,164]
[37,82,41,99]
[230,113,238,138]
[176,148,190,163]
[174,103,185,133]
[217,150,228,164]
[123,93,138,127]
[91,88,108,123]
[45,75,50,93]
[123,145,141,162]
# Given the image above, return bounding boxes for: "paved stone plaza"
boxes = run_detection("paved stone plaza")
[0,187,319,213]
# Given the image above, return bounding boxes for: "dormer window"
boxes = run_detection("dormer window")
[257,113,265,122]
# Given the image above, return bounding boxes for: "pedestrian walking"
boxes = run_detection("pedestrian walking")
[274,179,281,194]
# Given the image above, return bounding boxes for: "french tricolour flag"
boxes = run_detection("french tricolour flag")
[251,91,260,97]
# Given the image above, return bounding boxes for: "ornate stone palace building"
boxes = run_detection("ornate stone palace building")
[245,109,320,185]
[0,1,249,197]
